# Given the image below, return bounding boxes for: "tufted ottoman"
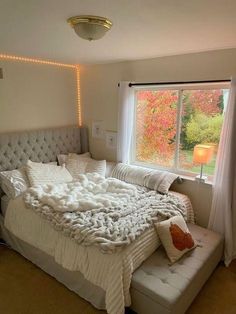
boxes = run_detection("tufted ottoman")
[130,224,223,314]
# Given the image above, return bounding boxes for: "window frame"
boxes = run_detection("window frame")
[130,82,230,180]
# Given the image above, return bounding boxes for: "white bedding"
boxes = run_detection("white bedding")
[4,190,194,314]
[23,174,187,253]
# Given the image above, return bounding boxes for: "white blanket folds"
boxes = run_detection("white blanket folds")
[24,173,186,253]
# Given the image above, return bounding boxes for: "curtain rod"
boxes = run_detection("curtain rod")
[128,79,230,87]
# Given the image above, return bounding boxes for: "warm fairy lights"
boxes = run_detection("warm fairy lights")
[75,65,82,126]
[0,53,82,125]
[0,54,75,68]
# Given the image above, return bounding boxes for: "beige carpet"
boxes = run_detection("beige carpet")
[0,245,236,314]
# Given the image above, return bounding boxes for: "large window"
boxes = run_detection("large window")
[132,83,229,179]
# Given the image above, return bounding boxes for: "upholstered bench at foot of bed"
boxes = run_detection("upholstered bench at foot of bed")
[130,224,223,314]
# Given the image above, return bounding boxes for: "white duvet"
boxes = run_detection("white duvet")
[23,173,186,253]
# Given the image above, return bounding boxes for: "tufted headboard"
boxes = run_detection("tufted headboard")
[0,126,89,172]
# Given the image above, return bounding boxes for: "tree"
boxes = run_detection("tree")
[185,113,223,148]
[136,90,178,166]
[181,89,223,150]
[188,90,222,116]
[136,89,224,167]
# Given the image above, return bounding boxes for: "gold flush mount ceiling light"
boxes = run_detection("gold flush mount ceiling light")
[67,15,113,41]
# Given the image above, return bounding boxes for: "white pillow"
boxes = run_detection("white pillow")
[155,215,196,263]
[26,160,73,186]
[111,163,178,194]
[105,161,117,178]
[47,161,58,165]
[57,152,91,166]
[0,168,30,198]
[65,155,106,178]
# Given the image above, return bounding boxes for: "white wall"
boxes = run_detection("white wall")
[80,48,236,227]
[0,60,77,132]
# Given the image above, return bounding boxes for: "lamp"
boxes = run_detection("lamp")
[193,144,213,182]
[67,15,113,41]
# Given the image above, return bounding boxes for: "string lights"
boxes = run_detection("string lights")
[0,54,75,68]
[75,65,82,126]
[0,53,82,125]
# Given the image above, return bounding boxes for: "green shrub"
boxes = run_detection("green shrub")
[185,113,223,148]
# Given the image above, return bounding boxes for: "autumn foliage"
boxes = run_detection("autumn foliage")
[135,89,224,169]
[136,90,177,166]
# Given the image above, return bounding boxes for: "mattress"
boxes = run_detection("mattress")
[3,191,194,314]
[1,195,10,217]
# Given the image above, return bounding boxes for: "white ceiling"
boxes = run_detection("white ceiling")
[1,0,236,65]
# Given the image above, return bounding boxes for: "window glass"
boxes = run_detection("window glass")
[133,85,229,178]
[179,89,229,177]
[135,90,178,168]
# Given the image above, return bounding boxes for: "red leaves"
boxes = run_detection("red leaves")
[135,89,223,167]
[188,90,222,116]
[136,90,178,166]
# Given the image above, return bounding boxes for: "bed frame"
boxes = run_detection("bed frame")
[0,125,108,310]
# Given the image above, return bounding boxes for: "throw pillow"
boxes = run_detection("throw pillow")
[26,160,73,186]
[0,168,30,198]
[65,155,106,178]
[155,215,196,263]
[57,152,91,166]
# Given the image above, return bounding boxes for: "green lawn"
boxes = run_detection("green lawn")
[180,150,216,175]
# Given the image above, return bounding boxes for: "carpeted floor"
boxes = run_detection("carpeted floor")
[0,245,236,314]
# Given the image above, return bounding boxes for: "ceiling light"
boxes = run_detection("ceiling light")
[67,15,113,41]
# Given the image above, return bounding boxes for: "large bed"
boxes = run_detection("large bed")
[0,126,194,314]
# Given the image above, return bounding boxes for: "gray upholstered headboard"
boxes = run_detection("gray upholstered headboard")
[0,126,89,172]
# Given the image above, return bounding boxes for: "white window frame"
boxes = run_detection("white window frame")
[130,82,230,179]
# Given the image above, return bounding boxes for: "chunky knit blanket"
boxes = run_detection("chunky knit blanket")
[24,173,186,253]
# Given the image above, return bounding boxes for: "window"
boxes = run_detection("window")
[131,83,230,179]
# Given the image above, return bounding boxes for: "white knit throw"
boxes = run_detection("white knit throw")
[24,173,186,253]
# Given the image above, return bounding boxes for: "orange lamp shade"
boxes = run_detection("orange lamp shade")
[193,144,213,164]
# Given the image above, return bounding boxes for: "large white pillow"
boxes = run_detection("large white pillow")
[0,168,30,199]
[65,155,106,178]
[26,160,73,186]
[111,163,178,194]
[57,152,91,166]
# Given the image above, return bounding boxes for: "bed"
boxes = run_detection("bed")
[0,126,194,314]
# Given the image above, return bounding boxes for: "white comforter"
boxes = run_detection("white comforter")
[23,173,186,253]
[4,176,194,314]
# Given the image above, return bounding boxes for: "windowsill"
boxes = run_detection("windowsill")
[178,174,213,186]
[130,161,213,186]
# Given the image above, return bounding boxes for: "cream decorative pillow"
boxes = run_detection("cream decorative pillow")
[105,161,117,178]
[65,155,106,178]
[111,163,178,194]
[26,160,73,186]
[0,168,30,198]
[57,152,91,166]
[86,159,106,176]
[155,215,196,263]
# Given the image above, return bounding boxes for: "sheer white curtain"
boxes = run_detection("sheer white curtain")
[208,78,236,266]
[117,82,135,163]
